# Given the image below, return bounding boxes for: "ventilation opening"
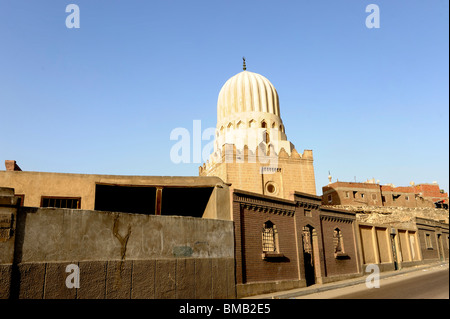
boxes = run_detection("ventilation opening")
[265,182,277,195]
[94,185,215,217]
[161,187,214,217]
[95,184,157,214]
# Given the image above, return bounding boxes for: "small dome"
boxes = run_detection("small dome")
[217,71,280,124]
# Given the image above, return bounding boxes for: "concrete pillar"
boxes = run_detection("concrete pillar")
[0,187,20,299]
[293,214,302,281]
[404,230,411,261]
[386,227,394,263]
[312,229,324,284]
[353,221,363,274]
[371,226,380,264]
[415,231,423,261]
[155,187,163,215]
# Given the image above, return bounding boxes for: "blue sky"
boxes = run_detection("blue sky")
[0,0,448,194]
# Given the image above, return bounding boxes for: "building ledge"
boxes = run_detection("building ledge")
[262,252,285,260]
[335,252,351,260]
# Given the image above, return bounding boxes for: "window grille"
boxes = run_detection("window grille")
[334,228,344,253]
[302,226,312,254]
[262,221,276,252]
[41,197,81,209]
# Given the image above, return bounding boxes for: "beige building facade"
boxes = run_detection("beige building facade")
[0,166,231,220]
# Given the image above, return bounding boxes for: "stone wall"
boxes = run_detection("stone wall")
[0,189,235,299]
[0,171,230,218]
[323,205,449,225]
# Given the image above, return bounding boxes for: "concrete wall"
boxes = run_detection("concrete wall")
[0,171,230,220]
[15,208,234,262]
[357,222,425,272]
[0,189,235,299]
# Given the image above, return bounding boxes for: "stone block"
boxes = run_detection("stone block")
[225,258,236,299]
[194,258,212,299]
[0,264,12,299]
[76,261,107,299]
[106,260,132,299]
[176,258,195,299]
[131,260,155,299]
[212,258,227,299]
[44,262,77,299]
[17,262,46,299]
[155,259,176,299]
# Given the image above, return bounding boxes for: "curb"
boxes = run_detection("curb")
[249,261,449,299]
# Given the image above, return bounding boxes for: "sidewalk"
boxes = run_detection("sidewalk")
[243,261,449,299]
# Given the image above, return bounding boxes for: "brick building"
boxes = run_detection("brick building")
[322,181,448,209]
[232,189,360,298]
[414,217,449,262]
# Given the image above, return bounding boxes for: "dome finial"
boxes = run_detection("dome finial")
[242,56,246,71]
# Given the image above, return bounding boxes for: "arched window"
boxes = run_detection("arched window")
[262,130,270,143]
[262,221,278,252]
[333,228,344,254]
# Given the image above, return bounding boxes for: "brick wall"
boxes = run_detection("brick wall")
[233,191,299,286]
[320,217,358,277]
[233,190,360,297]
[416,218,449,261]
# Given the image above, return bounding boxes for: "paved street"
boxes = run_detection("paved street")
[297,264,449,299]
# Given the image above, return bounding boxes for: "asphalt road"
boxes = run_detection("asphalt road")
[294,264,449,299]
[333,267,449,299]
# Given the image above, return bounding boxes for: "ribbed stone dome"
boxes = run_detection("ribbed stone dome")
[217,71,281,123]
[211,68,294,158]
